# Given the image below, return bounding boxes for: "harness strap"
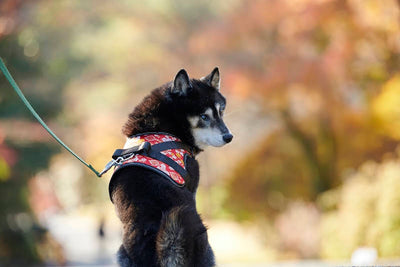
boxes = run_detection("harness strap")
[146,149,190,181]
[111,141,191,159]
[102,140,191,183]
[151,141,193,155]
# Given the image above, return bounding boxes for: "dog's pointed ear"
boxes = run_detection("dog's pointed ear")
[172,69,191,95]
[201,67,220,90]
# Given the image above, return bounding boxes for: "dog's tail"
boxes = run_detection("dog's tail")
[156,206,215,267]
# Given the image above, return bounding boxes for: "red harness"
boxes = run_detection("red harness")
[105,134,193,191]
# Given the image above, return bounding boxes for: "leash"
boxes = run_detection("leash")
[0,58,102,177]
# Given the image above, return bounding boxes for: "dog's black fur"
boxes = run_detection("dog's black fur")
[110,68,228,266]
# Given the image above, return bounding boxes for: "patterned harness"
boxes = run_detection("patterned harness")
[105,133,193,201]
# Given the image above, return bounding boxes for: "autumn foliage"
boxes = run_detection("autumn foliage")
[1,0,400,263]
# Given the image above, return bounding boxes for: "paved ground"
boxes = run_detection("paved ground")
[45,213,120,266]
[45,213,400,267]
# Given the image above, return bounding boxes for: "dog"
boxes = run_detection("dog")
[108,67,233,266]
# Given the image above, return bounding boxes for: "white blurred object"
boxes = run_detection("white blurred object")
[351,247,378,265]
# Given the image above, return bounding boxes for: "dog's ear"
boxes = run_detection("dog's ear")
[201,67,220,90]
[172,69,192,95]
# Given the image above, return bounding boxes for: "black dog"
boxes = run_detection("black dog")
[108,68,233,266]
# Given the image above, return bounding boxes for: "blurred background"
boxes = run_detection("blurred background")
[1,0,400,266]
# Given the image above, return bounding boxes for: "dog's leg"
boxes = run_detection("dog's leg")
[156,206,215,267]
[112,185,161,266]
[117,245,136,267]
[194,231,215,267]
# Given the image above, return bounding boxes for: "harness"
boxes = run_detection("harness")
[104,133,194,200]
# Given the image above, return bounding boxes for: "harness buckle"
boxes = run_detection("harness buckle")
[103,141,153,176]
[112,141,151,160]
[138,141,151,154]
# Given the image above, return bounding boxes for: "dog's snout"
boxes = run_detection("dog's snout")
[223,133,233,143]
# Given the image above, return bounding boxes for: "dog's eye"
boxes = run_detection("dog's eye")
[200,114,210,121]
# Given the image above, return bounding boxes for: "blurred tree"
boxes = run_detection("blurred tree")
[220,0,400,221]
[0,0,88,264]
[1,0,400,261]
[0,142,58,265]
[0,0,231,263]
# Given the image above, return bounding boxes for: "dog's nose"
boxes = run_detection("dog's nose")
[223,133,233,143]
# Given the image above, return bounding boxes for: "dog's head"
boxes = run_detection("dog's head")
[168,67,233,149]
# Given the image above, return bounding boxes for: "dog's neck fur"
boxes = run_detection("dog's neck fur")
[122,83,202,155]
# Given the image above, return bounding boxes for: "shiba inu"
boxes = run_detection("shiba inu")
[108,67,233,266]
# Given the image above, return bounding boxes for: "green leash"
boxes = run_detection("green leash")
[0,58,102,177]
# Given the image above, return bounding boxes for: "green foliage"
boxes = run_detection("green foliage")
[0,1,88,264]
[0,36,43,119]
[0,142,58,264]
[0,157,10,181]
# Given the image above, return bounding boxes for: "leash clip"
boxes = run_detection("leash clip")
[99,160,117,176]
[114,156,125,165]
[99,156,124,176]
[99,153,137,176]
[101,141,152,176]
